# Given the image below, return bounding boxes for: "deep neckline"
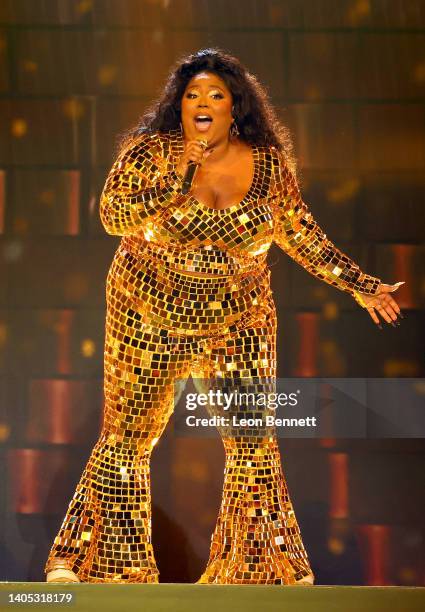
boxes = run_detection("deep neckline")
[171,128,259,214]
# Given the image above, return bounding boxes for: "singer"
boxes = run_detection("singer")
[45,48,403,584]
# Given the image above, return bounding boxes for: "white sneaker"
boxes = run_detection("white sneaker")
[46,568,80,583]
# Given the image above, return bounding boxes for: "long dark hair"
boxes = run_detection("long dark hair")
[116,48,297,173]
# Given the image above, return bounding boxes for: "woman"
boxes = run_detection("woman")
[45,48,403,585]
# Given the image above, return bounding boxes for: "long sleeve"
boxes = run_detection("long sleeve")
[270,149,381,300]
[99,133,183,236]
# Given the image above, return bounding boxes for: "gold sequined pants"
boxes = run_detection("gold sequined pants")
[45,267,314,584]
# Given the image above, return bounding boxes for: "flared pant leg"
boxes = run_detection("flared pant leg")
[193,294,314,584]
[45,297,192,583]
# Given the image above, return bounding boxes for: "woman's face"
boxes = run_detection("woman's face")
[180,71,234,146]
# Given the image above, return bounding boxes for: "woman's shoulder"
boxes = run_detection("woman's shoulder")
[118,130,162,157]
[258,143,286,173]
[117,129,179,163]
[267,144,298,177]
[260,144,300,196]
[112,131,178,179]
[261,144,287,177]
[263,143,285,163]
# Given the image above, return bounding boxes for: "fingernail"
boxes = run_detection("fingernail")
[391,282,405,291]
[390,321,396,328]
[396,321,401,326]
[378,324,383,330]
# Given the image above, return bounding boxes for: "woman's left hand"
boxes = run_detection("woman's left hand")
[354,282,405,328]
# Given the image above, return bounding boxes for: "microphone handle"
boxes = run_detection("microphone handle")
[181,161,199,195]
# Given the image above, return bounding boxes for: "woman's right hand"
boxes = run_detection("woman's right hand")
[175,139,211,177]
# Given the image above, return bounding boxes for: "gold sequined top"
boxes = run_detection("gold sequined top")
[99,129,381,335]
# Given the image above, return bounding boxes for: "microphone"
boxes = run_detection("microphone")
[181,138,208,195]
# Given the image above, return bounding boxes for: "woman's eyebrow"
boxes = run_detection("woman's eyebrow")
[186,84,226,92]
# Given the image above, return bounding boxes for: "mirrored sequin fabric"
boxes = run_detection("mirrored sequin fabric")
[45,129,381,584]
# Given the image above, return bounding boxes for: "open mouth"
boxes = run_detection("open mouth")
[194,114,213,132]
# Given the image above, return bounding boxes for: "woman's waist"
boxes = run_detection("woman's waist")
[109,244,272,335]
[115,242,270,293]
[121,235,266,278]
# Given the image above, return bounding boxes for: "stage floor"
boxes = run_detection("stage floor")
[1,583,425,612]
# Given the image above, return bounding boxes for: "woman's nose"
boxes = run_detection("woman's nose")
[197,94,209,106]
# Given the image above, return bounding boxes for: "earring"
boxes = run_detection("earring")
[230,121,240,138]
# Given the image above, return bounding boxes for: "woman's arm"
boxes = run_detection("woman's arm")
[99,133,183,236]
[270,149,382,304]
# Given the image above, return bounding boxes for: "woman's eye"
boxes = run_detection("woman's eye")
[185,91,224,100]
